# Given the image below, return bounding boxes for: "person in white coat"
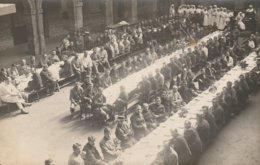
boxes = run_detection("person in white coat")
[169,4,176,17]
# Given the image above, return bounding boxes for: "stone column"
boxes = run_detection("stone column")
[24,0,46,56]
[105,0,114,25]
[129,0,138,23]
[25,9,40,55]
[70,0,83,32]
[36,7,46,55]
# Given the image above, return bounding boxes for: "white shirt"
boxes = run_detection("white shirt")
[80,55,93,70]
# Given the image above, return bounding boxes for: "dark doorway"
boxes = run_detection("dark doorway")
[12,25,28,45]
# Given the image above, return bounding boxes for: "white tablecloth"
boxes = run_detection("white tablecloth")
[119,51,257,165]
[103,31,222,104]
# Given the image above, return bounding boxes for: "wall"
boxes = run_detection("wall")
[0,15,14,51]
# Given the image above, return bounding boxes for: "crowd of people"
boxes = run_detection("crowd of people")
[0,3,259,165]
[63,4,260,165]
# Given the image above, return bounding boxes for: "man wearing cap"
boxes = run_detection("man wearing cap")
[100,128,121,162]
[149,96,167,123]
[68,143,84,165]
[170,129,192,165]
[142,103,158,131]
[70,82,84,118]
[40,65,58,95]
[196,114,210,148]
[202,106,218,138]
[171,86,185,110]
[92,87,111,125]
[130,105,148,140]
[80,51,94,76]
[184,121,203,163]
[114,86,129,117]
[71,54,82,81]
[115,116,136,149]
[83,136,106,165]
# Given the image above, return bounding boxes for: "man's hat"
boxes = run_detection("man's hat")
[104,127,111,134]
[88,136,95,142]
[72,143,81,150]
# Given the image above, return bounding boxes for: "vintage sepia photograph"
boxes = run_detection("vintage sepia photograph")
[0,0,260,164]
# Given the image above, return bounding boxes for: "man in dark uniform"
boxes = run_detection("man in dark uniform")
[83,136,106,165]
[202,106,218,138]
[115,116,136,149]
[138,76,152,103]
[100,128,121,162]
[149,96,167,123]
[196,114,210,148]
[40,65,58,95]
[170,129,192,165]
[211,97,225,128]
[69,82,84,118]
[184,120,203,164]
[92,87,111,125]
[224,81,238,116]
[114,86,129,117]
[130,105,148,140]
[142,103,158,131]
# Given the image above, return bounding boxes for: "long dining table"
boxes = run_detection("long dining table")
[116,51,258,165]
[103,31,222,105]
[11,31,222,106]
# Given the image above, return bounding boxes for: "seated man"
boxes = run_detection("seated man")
[20,59,31,75]
[0,77,30,114]
[149,96,167,123]
[101,69,112,88]
[172,86,185,110]
[161,89,174,115]
[71,55,82,81]
[59,58,73,78]
[154,141,179,165]
[26,69,43,92]
[183,120,203,163]
[170,129,192,165]
[40,65,58,95]
[202,106,218,138]
[142,103,158,131]
[115,116,136,149]
[69,82,84,119]
[83,136,106,165]
[68,143,85,165]
[92,87,113,125]
[99,46,111,71]
[130,105,148,140]
[113,86,128,116]
[100,127,121,162]
[194,68,211,91]
[49,50,60,64]
[196,114,210,148]
[154,68,165,91]
[80,51,95,76]
[110,63,120,83]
